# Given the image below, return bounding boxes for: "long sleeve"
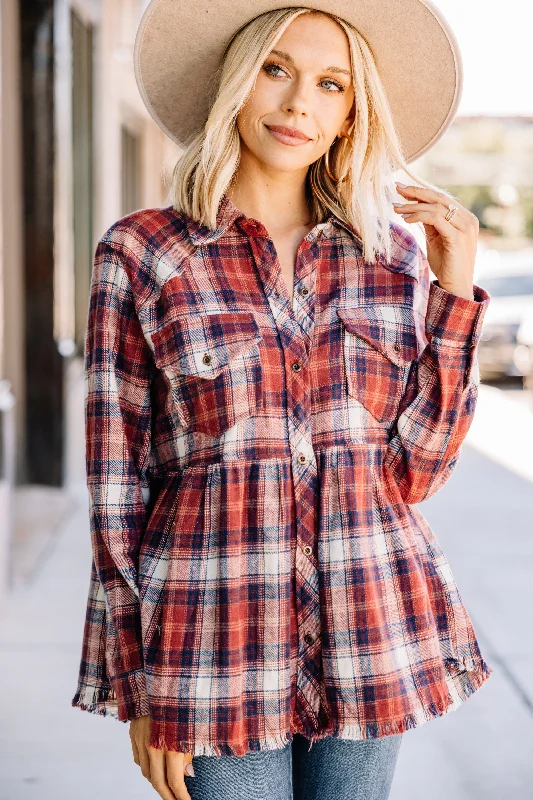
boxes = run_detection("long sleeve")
[71,558,120,717]
[382,246,491,505]
[71,237,153,722]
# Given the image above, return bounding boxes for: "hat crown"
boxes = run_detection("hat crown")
[134,0,462,163]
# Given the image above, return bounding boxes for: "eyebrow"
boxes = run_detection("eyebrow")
[268,48,352,78]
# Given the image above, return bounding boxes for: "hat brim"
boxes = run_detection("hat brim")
[134,0,463,163]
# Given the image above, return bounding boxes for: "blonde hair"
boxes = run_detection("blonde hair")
[172,6,452,265]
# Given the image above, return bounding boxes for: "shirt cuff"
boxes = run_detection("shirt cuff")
[425,279,491,349]
[71,681,120,719]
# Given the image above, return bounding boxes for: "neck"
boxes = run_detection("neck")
[226,158,312,233]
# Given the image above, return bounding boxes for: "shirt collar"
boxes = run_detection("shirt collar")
[182,192,418,282]
[183,191,360,246]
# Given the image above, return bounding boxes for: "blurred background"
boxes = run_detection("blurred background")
[0,1,531,798]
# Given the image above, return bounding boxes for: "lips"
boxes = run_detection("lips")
[266,125,312,141]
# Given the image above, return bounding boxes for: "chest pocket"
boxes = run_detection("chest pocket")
[336,305,419,423]
[151,311,264,437]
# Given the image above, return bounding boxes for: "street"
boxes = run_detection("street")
[0,381,532,800]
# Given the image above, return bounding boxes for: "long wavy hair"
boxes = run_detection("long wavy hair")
[171,6,451,265]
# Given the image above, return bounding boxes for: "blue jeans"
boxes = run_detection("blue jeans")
[184,731,403,800]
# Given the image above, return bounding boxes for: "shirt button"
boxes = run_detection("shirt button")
[304,632,315,645]
[202,353,212,365]
[292,361,302,372]
[297,452,308,465]
[302,545,312,556]
[299,285,309,296]
[393,342,401,353]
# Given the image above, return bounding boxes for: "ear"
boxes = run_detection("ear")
[340,101,356,136]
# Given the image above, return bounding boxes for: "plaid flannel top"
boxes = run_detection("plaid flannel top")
[72,191,493,757]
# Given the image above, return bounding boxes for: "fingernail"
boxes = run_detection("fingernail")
[395,182,407,188]
[185,763,195,777]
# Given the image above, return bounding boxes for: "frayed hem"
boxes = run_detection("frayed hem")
[309,656,493,749]
[149,729,294,757]
[307,715,418,749]
[443,655,493,705]
[78,656,493,756]
[71,687,124,722]
[147,657,493,757]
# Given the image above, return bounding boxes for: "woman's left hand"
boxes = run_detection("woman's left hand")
[393,183,480,301]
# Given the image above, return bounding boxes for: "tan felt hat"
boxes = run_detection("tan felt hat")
[134,0,463,163]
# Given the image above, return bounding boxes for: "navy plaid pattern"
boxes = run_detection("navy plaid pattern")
[71,192,493,757]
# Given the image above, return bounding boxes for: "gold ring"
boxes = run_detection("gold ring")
[445,203,458,222]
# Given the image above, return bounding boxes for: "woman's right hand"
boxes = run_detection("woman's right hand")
[130,714,195,800]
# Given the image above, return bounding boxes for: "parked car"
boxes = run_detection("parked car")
[516,315,533,391]
[476,249,533,383]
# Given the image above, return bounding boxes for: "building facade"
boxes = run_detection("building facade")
[0,0,179,603]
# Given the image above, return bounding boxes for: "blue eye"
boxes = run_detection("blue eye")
[320,78,345,93]
[263,63,286,78]
[262,62,346,93]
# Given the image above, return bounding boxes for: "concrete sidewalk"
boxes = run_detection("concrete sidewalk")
[0,383,532,799]
[0,482,155,799]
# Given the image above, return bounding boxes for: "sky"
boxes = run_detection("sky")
[433,0,532,115]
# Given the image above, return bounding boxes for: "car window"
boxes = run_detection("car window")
[481,274,533,297]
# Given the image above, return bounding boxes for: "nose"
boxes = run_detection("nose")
[280,78,311,117]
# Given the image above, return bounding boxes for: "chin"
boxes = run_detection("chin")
[253,145,311,170]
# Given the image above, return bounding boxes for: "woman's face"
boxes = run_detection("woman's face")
[236,12,355,178]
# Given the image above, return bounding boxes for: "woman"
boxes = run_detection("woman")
[72,1,493,799]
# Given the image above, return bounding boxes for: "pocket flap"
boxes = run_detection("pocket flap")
[152,311,262,378]
[336,305,419,367]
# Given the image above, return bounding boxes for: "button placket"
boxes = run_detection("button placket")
[283,338,324,731]
[292,268,316,340]
[293,432,315,472]
[245,222,325,737]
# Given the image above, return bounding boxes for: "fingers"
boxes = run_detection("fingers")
[130,729,140,767]
[129,715,193,800]
[165,750,194,800]
[394,184,480,232]
[138,737,152,784]
[393,202,468,232]
[130,715,153,783]
[129,715,194,799]
[395,182,457,208]
[396,209,462,240]
[149,747,191,800]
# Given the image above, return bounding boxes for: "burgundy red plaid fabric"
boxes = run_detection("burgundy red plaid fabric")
[71,192,493,757]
